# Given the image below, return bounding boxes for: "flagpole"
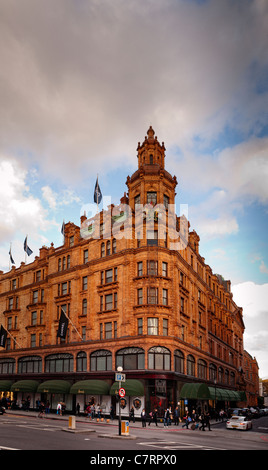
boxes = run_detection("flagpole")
[9,243,11,270]
[6,329,22,349]
[25,235,27,264]
[60,306,84,341]
[97,174,99,213]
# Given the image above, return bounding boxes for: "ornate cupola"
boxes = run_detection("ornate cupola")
[126,126,178,211]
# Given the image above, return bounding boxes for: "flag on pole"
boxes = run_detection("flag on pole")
[94,177,102,204]
[0,325,7,348]
[9,247,15,265]
[24,236,33,256]
[57,310,69,339]
[61,220,65,235]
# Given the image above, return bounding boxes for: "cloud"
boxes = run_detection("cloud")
[0,158,52,244]
[260,260,268,275]
[0,0,267,183]
[232,281,268,377]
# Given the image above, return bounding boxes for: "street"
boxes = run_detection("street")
[0,411,267,457]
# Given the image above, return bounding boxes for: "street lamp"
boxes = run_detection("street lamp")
[117,366,123,436]
[214,379,217,414]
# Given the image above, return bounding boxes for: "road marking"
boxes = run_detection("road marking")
[138,440,226,451]
[0,445,20,450]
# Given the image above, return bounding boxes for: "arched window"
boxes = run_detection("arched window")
[187,355,195,376]
[230,371,235,386]
[106,240,111,256]
[218,366,224,383]
[18,356,42,374]
[76,351,87,372]
[90,350,112,371]
[116,347,145,370]
[174,350,184,374]
[45,353,73,373]
[225,369,229,385]
[197,359,207,379]
[209,363,217,382]
[148,346,170,370]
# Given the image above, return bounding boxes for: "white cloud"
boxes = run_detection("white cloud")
[0,0,267,182]
[260,260,268,275]
[42,185,81,210]
[232,281,268,378]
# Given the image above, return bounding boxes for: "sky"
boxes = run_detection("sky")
[0,0,267,378]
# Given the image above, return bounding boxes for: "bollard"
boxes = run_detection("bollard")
[69,415,76,430]
[121,421,129,435]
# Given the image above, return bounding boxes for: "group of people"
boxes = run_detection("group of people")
[181,410,211,431]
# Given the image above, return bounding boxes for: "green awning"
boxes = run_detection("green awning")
[208,387,243,401]
[180,383,211,400]
[70,380,110,395]
[110,379,144,397]
[0,380,13,391]
[11,380,39,392]
[239,391,247,401]
[37,380,71,394]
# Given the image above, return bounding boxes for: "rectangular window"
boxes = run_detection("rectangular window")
[148,317,158,335]
[162,262,167,277]
[105,269,113,284]
[82,276,88,290]
[163,194,169,209]
[84,249,88,263]
[105,322,112,339]
[31,334,36,348]
[33,290,38,304]
[105,294,113,311]
[82,299,87,315]
[31,311,37,326]
[8,297,13,310]
[180,297,184,313]
[146,230,158,246]
[137,261,143,276]
[137,288,143,305]
[163,288,168,306]
[147,260,157,276]
[62,282,68,295]
[163,318,168,336]
[138,318,143,335]
[147,287,158,304]
[147,191,157,205]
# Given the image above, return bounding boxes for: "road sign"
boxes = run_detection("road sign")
[115,373,126,382]
[118,387,126,397]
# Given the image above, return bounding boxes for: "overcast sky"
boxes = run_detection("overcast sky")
[0,0,267,378]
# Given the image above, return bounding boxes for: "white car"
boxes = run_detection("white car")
[226,415,252,431]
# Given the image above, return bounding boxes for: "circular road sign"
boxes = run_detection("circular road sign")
[118,387,126,398]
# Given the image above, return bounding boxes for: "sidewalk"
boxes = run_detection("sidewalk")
[3,408,223,428]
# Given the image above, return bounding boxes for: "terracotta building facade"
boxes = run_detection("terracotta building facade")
[0,127,258,417]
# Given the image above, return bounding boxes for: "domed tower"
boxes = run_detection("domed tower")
[126,126,178,211]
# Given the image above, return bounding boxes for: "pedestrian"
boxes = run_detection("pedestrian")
[153,408,158,426]
[174,406,179,426]
[205,412,211,431]
[76,402,80,416]
[56,402,62,415]
[129,406,135,423]
[85,403,91,418]
[38,402,45,418]
[141,409,146,427]
[199,413,206,431]
[45,400,50,415]
[164,409,168,427]
[182,412,190,428]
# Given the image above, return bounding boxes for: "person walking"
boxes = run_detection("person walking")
[182,412,190,429]
[199,413,206,431]
[153,408,158,426]
[129,406,135,423]
[141,409,146,427]
[174,406,179,426]
[164,409,169,427]
[205,411,211,431]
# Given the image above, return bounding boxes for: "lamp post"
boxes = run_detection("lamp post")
[214,379,217,414]
[117,366,123,436]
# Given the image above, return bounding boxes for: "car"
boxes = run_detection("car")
[226,415,252,431]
